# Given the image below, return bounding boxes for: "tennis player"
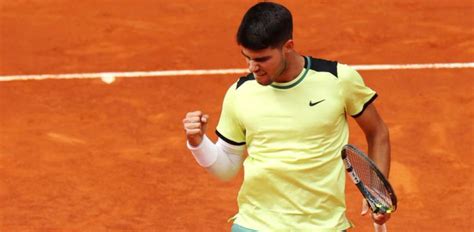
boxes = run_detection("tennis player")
[183,2,392,231]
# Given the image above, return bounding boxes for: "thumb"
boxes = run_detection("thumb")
[361,199,369,215]
[201,114,209,124]
[201,114,209,133]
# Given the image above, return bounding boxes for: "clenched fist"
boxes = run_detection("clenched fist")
[183,111,209,147]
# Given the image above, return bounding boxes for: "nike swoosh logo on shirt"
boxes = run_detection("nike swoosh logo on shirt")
[309,99,325,107]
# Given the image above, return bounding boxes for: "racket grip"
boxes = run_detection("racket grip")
[373,223,387,232]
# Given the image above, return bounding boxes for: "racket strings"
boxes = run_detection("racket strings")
[346,148,393,208]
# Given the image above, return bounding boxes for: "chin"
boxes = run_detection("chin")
[257,80,273,86]
[255,76,273,86]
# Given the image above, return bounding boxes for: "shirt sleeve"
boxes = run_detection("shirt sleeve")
[215,83,246,145]
[338,63,378,117]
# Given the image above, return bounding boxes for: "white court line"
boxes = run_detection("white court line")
[0,62,473,82]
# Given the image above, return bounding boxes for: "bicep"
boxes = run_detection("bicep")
[354,104,387,137]
[216,84,246,145]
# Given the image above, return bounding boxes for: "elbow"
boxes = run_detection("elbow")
[207,145,243,182]
[207,165,240,182]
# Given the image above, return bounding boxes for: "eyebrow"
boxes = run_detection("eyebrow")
[241,50,271,62]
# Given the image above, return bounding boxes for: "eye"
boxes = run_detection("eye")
[254,57,270,63]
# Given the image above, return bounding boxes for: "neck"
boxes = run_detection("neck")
[276,52,305,83]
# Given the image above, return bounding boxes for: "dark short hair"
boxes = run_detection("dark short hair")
[237,2,293,50]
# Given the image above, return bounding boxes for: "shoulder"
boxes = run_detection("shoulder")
[236,73,255,90]
[222,73,256,101]
[308,57,338,78]
[336,62,364,84]
[307,57,359,80]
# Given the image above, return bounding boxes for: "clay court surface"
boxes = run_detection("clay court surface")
[0,1,473,231]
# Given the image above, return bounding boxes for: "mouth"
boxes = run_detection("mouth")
[253,72,266,77]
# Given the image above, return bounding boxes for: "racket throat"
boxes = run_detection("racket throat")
[355,182,383,213]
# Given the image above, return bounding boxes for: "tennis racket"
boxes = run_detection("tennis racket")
[341,144,397,231]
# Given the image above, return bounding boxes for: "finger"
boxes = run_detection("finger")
[372,213,390,225]
[374,212,390,220]
[201,114,209,123]
[183,117,198,124]
[186,129,203,135]
[184,116,203,123]
[186,111,203,118]
[184,122,203,130]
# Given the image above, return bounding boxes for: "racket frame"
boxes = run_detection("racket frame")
[341,144,397,214]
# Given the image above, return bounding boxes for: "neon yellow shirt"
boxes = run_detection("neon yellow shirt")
[216,56,377,231]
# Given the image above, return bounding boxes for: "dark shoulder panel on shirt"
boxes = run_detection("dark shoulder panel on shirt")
[308,57,338,78]
[236,73,255,89]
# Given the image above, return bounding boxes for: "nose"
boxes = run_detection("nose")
[248,60,259,73]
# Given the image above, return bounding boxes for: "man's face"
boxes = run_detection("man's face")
[240,45,287,86]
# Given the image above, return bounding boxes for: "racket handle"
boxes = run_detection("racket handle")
[373,223,387,232]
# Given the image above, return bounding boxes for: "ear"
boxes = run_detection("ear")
[282,39,294,53]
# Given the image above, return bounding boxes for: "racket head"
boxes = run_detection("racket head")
[341,144,397,213]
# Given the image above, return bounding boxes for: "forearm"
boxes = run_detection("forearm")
[187,135,244,181]
[366,124,391,178]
